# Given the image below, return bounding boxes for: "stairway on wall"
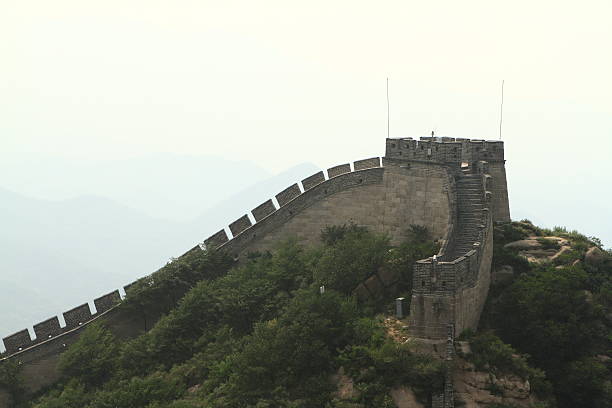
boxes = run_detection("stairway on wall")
[446,173,485,260]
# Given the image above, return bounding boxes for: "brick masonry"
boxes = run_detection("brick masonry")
[0,137,509,406]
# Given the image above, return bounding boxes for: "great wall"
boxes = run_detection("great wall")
[0,136,510,407]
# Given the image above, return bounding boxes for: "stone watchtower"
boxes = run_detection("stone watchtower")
[385,136,509,339]
[1,136,509,407]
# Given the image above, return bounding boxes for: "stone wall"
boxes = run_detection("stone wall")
[408,161,495,339]
[214,162,453,258]
[0,155,455,401]
[0,137,509,404]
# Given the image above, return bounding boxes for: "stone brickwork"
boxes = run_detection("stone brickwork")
[301,171,325,191]
[33,317,62,341]
[213,162,453,258]
[63,304,93,329]
[408,155,496,339]
[229,215,253,237]
[94,290,121,314]
[1,137,509,407]
[251,199,277,221]
[2,329,31,354]
[353,157,380,170]
[327,163,351,178]
[203,229,229,249]
[275,183,302,206]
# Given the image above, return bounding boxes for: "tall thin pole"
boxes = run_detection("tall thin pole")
[386,78,390,139]
[499,80,504,140]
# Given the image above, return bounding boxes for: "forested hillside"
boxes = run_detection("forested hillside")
[1,222,610,408]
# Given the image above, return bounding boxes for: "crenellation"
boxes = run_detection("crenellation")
[326,163,351,178]
[353,157,380,170]
[33,317,62,341]
[275,183,302,206]
[301,171,326,191]
[63,304,93,329]
[251,199,277,221]
[123,281,136,295]
[94,290,121,314]
[229,215,253,237]
[0,139,507,404]
[3,329,32,354]
[204,229,229,249]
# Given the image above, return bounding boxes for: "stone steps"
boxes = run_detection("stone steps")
[446,174,486,259]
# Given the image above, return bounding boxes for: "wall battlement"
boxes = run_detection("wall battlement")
[2,157,387,357]
[1,137,509,405]
[385,137,505,164]
[1,290,121,355]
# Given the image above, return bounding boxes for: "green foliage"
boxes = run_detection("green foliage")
[466,331,532,379]
[121,249,234,327]
[88,372,185,408]
[484,222,612,408]
[338,319,444,405]
[491,223,531,275]
[315,227,390,294]
[320,223,369,246]
[492,265,606,370]
[0,359,25,404]
[58,323,119,386]
[34,379,90,408]
[554,357,612,408]
[536,238,560,251]
[463,331,551,398]
[25,226,445,408]
[200,289,359,407]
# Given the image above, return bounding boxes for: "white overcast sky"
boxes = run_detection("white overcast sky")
[2,1,611,242]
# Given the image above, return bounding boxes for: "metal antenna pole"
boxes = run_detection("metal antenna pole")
[499,80,504,140]
[386,78,390,139]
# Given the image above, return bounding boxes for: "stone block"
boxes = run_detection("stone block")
[204,229,229,249]
[63,303,92,329]
[275,183,301,207]
[94,290,121,313]
[33,317,62,340]
[2,329,32,354]
[251,199,276,221]
[354,157,380,170]
[327,163,351,178]
[229,215,252,236]
[301,171,325,191]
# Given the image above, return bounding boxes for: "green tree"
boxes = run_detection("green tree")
[58,323,119,386]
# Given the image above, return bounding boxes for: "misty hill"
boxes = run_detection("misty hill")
[0,162,318,339]
[0,154,273,222]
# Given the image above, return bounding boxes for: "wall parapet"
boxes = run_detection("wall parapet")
[1,156,384,358]
[386,137,504,164]
[409,157,495,339]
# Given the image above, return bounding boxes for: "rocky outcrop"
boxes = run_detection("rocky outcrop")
[390,387,425,408]
[585,246,607,266]
[453,358,538,408]
[505,236,570,264]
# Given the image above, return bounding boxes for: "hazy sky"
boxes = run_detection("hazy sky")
[2,1,611,242]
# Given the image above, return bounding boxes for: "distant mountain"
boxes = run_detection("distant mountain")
[187,163,321,240]
[0,153,272,222]
[0,162,319,341]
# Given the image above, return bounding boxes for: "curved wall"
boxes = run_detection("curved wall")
[214,161,453,257]
[0,156,455,401]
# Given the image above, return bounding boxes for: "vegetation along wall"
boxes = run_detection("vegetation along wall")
[0,137,510,404]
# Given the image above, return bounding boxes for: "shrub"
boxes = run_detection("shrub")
[58,323,119,386]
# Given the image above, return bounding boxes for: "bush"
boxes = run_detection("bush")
[58,323,119,386]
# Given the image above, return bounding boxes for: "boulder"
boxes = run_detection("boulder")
[390,387,425,408]
[504,239,541,250]
[585,247,607,266]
